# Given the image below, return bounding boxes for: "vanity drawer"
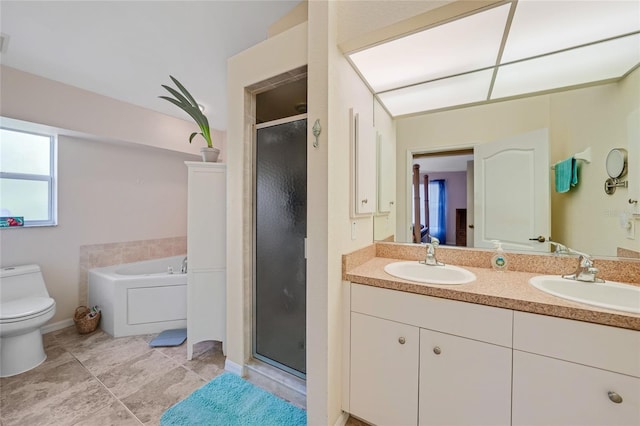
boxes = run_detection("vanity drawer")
[351,283,512,347]
[513,311,640,377]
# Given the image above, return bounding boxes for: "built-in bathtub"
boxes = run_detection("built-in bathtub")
[88,255,187,337]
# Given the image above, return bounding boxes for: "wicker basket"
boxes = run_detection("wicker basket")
[73,306,101,334]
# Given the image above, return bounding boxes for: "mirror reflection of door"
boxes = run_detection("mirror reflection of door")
[474,128,550,252]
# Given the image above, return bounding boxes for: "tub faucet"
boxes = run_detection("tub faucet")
[421,234,444,266]
[181,257,188,274]
[561,249,604,283]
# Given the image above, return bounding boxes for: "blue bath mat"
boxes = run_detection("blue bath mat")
[149,328,187,347]
[160,372,306,426]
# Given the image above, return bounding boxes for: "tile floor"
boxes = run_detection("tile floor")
[0,326,366,425]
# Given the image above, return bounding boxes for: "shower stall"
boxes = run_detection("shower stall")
[254,115,307,378]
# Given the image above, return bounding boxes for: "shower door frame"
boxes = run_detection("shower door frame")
[252,113,307,379]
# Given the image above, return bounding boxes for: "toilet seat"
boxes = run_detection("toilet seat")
[0,297,56,323]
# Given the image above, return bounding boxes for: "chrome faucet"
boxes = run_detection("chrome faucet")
[181,256,188,274]
[421,234,444,266]
[549,241,570,255]
[561,249,604,283]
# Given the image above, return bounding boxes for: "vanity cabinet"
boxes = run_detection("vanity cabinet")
[349,283,512,426]
[419,329,511,426]
[512,312,640,426]
[350,312,419,426]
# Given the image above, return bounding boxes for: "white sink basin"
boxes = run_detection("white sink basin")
[529,275,640,314]
[384,261,476,285]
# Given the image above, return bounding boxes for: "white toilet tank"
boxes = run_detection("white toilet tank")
[0,265,50,303]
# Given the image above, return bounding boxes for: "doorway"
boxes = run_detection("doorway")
[411,150,474,246]
[254,115,307,378]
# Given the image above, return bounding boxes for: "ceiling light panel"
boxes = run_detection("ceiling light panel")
[378,69,494,116]
[349,4,511,93]
[502,0,640,63]
[492,34,640,100]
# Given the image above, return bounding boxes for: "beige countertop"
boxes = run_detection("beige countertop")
[345,256,640,331]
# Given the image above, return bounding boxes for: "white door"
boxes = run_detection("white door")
[474,128,550,252]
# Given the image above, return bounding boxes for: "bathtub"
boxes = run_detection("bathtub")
[88,255,187,337]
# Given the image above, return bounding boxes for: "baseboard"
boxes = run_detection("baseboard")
[334,411,350,426]
[224,359,246,377]
[41,318,74,335]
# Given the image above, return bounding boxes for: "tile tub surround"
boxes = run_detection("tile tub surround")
[78,237,187,305]
[343,242,640,331]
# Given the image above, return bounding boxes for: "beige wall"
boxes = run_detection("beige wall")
[0,66,226,159]
[225,16,308,404]
[0,135,198,324]
[396,67,640,257]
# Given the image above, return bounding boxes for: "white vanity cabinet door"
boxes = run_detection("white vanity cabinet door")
[419,329,511,426]
[350,312,419,426]
[513,350,640,426]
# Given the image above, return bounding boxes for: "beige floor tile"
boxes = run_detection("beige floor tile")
[1,356,92,418]
[96,350,181,399]
[3,376,114,426]
[121,366,205,425]
[71,400,141,426]
[74,336,153,376]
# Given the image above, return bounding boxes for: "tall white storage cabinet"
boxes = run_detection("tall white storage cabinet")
[185,162,226,360]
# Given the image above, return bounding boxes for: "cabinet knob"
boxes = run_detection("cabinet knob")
[361,199,368,204]
[433,346,441,355]
[398,337,406,345]
[608,391,623,404]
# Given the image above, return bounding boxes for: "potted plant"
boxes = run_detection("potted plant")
[160,75,220,162]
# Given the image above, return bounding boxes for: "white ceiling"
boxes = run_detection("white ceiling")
[0,0,301,130]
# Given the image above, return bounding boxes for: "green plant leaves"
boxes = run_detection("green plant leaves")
[159,76,213,148]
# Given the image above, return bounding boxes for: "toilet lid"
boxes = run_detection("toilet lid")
[0,297,55,320]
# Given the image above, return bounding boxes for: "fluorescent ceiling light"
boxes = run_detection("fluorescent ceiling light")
[349,0,640,117]
[502,0,640,63]
[379,69,494,116]
[349,4,510,92]
[492,34,640,99]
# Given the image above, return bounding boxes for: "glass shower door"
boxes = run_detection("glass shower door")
[254,116,307,377]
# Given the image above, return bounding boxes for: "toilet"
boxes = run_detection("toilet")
[0,264,56,377]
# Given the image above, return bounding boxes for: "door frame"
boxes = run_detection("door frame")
[252,113,308,379]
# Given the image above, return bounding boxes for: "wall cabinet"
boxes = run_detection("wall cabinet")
[347,284,640,426]
[350,108,376,216]
[185,162,226,360]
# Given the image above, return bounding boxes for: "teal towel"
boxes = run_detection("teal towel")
[555,157,578,193]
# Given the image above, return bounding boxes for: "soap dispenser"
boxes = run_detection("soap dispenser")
[491,240,508,272]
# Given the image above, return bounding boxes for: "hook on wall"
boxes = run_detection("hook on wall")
[312,119,321,148]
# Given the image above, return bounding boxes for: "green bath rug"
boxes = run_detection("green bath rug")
[160,372,306,426]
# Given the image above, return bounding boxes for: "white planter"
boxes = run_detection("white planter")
[200,147,220,162]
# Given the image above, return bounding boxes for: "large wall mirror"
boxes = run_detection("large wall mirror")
[372,70,640,258]
[350,0,640,259]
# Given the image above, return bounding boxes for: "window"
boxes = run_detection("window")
[0,126,56,226]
